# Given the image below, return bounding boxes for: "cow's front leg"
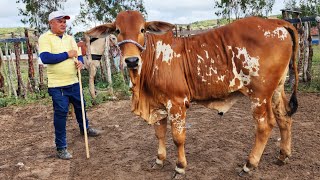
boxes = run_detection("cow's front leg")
[169,105,187,178]
[152,117,168,169]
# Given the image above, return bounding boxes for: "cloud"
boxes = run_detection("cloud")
[145,0,215,24]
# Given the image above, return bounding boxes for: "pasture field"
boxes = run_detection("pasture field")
[0,93,319,179]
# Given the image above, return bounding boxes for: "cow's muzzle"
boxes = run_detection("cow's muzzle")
[125,57,139,68]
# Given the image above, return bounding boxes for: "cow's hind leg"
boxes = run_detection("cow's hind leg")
[240,97,276,176]
[152,117,168,169]
[89,62,97,99]
[272,84,292,165]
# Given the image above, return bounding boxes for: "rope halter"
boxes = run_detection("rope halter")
[117,35,147,52]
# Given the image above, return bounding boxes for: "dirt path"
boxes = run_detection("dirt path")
[0,93,319,179]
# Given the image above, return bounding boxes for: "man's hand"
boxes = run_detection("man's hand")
[67,50,78,58]
[74,60,83,70]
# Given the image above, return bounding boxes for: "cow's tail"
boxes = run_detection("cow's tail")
[285,26,299,116]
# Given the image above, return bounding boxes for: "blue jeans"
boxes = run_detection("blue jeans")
[48,83,89,149]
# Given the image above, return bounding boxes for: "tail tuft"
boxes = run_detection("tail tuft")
[288,92,298,116]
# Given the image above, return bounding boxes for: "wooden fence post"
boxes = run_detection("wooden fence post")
[25,28,36,92]
[34,31,45,91]
[104,36,113,94]
[317,22,320,46]
[5,44,17,98]
[302,22,309,82]
[0,47,5,93]
[306,22,313,82]
[12,32,26,98]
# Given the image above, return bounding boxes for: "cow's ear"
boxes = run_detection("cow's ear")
[145,21,175,34]
[86,23,116,38]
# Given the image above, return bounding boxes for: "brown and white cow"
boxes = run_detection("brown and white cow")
[86,11,299,177]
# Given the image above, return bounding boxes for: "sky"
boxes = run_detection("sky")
[0,0,286,33]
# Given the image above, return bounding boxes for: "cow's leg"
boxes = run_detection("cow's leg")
[89,62,97,99]
[152,117,168,169]
[169,105,187,178]
[272,84,292,165]
[240,97,276,175]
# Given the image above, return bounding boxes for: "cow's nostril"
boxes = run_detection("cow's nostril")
[125,57,139,68]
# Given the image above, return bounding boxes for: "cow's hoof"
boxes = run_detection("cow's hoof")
[171,171,186,179]
[238,163,253,177]
[275,157,289,166]
[151,158,164,169]
[171,166,186,179]
[238,169,250,177]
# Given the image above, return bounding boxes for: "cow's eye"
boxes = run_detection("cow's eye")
[115,29,120,35]
[141,28,145,33]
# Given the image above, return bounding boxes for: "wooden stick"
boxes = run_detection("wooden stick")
[78,66,90,158]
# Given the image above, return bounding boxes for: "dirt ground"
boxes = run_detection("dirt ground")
[0,92,319,180]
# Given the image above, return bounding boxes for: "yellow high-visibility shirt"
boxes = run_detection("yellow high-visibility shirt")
[39,31,81,87]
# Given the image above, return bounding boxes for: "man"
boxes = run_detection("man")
[39,11,100,160]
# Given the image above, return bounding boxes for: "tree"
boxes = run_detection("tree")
[73,0,147,28]
[245,0,275,17]
[16,0,66,33]
[299,0,320,17]
[214,0,275,22]
[284,0,299,10]
[214,0,243,22]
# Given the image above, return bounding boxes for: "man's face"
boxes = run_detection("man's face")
[49,18,67,36]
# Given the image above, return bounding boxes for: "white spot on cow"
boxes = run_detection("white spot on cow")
[183,97,188,106]
[236,47,260,76]
[206,66,217,76]
[204,50,209,59]
[228,46,260,89]
[155,41,181,64]
[166,103,186,134]
[171,115,185,134]
[263,27,288,40]
[152,65,159,76]
[217,75,225,82]
[258,117,265,122]
[202,78,207,82]
[273,27,288,40]
[251,98,267,109]
[264,31,271,37]
[197,55,204,63]
[211,58,215,64]
[197,66,201,76]
[138,61,143,75]
[166,100,172,112]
